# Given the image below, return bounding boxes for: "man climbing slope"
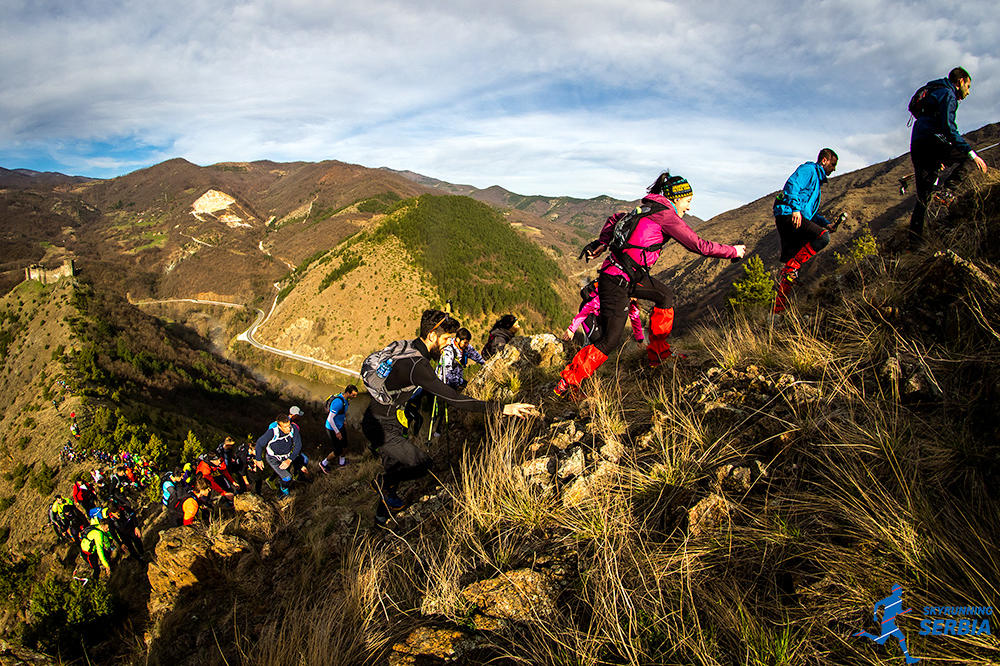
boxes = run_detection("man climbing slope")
[360,309,536,526]
[772,148,839,314]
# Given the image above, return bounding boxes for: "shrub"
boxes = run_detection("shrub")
[4,462,31,490]
[835,225,878,266]
[23,575,116,654]
[729,255,776,309]
[29,462,58,496]
[181,430,204,461]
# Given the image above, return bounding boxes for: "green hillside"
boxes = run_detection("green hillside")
[367,194,570,325]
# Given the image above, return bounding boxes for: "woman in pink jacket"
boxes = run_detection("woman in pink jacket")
[555,172,745,398]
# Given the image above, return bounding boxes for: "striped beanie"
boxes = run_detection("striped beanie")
[665,175,693,200]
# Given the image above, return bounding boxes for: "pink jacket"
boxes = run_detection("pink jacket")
[567,295,644,341]
[598,193,737,281]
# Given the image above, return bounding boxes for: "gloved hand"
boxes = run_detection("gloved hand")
[578,240,605,262]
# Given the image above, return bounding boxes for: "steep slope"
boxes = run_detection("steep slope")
[0,275,293,554]
[653,122,1000,331]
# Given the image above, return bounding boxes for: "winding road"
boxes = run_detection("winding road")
[132,291,360,377]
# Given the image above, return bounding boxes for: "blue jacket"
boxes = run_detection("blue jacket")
[255,425,302,461]
[325,394,348,433]
[774,162,828,220]
[911,77,972,153]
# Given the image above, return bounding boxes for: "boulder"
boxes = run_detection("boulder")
[147,526,214,618]
[146,526,251,648]
[715,464,752,492]
[468,335,565,397]
[556,447,585,480]
[0,639,58,665]
[228,493,278,542]
[459,569,558,631]
[518,456,556,494]
[389,627,479,665]
[562,460,618,508]
[688,494,730,538]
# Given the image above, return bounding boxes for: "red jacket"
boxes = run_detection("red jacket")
[196,459,235,495]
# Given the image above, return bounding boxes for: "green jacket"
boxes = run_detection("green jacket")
[81,528,112,569]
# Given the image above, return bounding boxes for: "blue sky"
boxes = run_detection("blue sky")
[1,0,997,218]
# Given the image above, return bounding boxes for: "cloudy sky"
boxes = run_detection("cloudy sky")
[1,0,997,218]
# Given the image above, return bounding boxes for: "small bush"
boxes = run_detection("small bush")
[835,225,878,266]
[4,462,31,490]
[29,462,58,496]
[729,255,776,309]
[0,496,15,512]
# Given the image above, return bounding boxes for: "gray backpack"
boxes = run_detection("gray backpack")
[360,340,424,405]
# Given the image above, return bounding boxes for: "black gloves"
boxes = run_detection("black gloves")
[578,240,604,262]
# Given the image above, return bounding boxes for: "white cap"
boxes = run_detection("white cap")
[289,406,304,416]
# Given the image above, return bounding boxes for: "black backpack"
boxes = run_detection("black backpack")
[168,489,197,526]
[908,80,947,120]
[605,200,669,283]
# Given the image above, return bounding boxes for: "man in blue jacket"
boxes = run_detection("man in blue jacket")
[321,385,358,472]
[772,148,838,313]
[909,67,988,241]
[254,415,308,496]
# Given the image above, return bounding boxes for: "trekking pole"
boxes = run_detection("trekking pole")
[427,397,438,442]
[899,141,1000,194]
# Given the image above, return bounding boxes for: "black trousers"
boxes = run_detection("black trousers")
[909,136,976,236]
[594,272,672,356]
[361,407,431,490]
[775,214,830,263]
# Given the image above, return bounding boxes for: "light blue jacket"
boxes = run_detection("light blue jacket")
[774,162,828,220]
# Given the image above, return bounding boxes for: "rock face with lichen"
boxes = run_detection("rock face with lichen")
[145,526,251,650]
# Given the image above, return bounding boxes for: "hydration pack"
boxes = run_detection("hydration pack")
[361,340,424,406]
[605,200,668,283]
[908,79,947,120]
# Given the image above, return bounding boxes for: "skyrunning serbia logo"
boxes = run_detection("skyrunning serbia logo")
[853,583,993,663]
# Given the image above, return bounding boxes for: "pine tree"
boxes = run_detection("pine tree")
[729,255,775,309]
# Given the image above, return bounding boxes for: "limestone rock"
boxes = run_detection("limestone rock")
[147,526,214,618]
[557,447,585,480]
[519,456,556,493]
[389,627,478,665]
[459,569,558,629]
[0,639,58,665]
[468,335,565,397]
[688,494,730,537]
[562,460,618,508]
[209,534,252,561]
[715,464,752,492]
[228,493,278,542]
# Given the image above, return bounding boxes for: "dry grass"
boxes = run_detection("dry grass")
[231,186,1000,665]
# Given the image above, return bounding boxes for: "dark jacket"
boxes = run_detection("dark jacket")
[367,339,500,421]
[254,425,302,462]
[482,327,515,359]
[911,77,972,153]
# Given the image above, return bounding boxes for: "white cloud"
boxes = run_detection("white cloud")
[1,0,997,218]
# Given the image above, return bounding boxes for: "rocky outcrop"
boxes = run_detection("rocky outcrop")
[467,335,565,400]
[0,639,57,666]
[388,627,479,665]
[687,494,730,537]
[145,526,251,648]
[459,569,559,632]
[226,493,278,543]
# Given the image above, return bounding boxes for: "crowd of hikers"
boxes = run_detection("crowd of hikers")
[39,67,992,549]
[48,451,156,580]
